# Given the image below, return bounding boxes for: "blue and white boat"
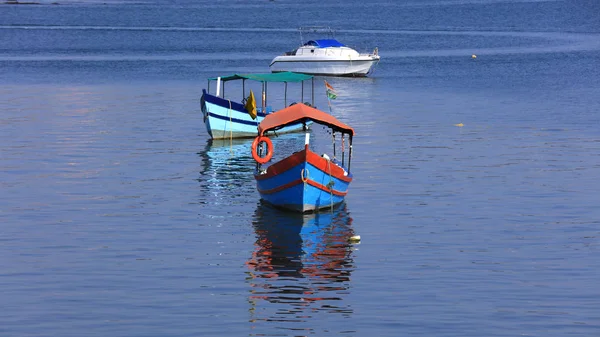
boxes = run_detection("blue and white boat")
[252,103,355,213]
[200,72,316,139]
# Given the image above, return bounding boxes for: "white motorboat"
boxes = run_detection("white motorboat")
[270,27,380,77]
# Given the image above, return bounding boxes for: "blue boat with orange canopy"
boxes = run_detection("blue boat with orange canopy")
[252,103,354,212]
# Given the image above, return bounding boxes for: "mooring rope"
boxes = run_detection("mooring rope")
[301,168,309,184]
[227,100,233,157]
[326,160,334,211]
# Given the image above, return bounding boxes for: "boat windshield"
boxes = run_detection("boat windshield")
[302,39,345,48]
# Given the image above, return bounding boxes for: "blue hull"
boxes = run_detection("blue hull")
[255,149,352,213]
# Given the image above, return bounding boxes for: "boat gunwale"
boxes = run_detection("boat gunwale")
[255,147,353,183]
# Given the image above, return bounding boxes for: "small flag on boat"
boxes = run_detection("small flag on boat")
[325,80,337,100]
[245,89,257,119]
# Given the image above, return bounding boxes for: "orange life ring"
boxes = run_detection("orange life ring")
[251,136,273,164]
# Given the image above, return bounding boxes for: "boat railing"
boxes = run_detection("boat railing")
[299,26,336,45]
[358,47,379,58]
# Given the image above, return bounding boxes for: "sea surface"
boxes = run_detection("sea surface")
[1,1,600,336]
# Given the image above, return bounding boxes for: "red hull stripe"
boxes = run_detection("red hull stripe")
[256,149,352,183]
[306,151,352,183]
[306,180,348,196]
[258,178,303,194]
[255,151,305,181]
[257,178,348,196]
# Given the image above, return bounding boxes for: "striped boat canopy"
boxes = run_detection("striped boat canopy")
[208,72,313,83]
[258,103,354,136]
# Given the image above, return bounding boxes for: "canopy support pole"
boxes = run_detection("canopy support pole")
[341,134,345,167]
[261,82,266,110]
[311,77,314,106]
[332,132,336,159]
[348,135,353,172]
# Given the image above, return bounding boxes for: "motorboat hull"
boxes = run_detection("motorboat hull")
[270,56,379,77]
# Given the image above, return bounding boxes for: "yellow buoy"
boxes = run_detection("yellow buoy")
[454,123,464,127]
[471,54,477,59]
[348,235,361,243]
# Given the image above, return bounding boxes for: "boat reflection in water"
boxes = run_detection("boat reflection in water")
[246,201,358,335]
[197,133,310,208]
[197,138,256,205]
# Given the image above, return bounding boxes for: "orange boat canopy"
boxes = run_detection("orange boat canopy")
[258,103,355,136]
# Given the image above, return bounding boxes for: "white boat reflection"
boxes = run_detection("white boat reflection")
[246,202,357,334]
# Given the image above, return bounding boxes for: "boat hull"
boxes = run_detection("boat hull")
[254,148,352,212]
[201,90,307,139]
[270,56,379,77]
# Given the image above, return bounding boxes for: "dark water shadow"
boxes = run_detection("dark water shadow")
[246,201,357,335]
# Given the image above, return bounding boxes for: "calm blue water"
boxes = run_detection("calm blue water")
[2,1,600,336]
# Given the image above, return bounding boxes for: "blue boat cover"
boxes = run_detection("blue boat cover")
[303,39,345,48]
